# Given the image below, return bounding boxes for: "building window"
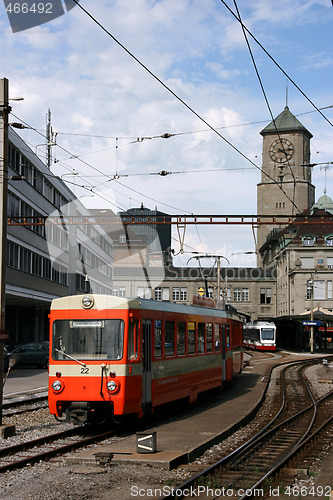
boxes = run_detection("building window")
[7,241,19,268]
[155,287,162,301]
[172,287,187,301]
[325,236,333,246]
[300,257,314,269]
[233,288,249,302]
[20,247,32,273]
[313,280,325,300]
[260,288,271,304]
[119,234,126,243]
[8,192,20,216]
[302,236,315,246]
[32,253,42,277]
[137,287,151,299]
[162,287,170,301]
[119,287,126,297]
[53,189,61,209]
[43,180,53,201]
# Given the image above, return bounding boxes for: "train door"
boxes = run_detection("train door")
[221,324,227,381]
[142,320,152,414]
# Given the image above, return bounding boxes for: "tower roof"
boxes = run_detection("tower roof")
[260,106,312,138]
[311,189,333,215]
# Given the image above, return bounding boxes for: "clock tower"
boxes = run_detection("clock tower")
[257,106,315,259]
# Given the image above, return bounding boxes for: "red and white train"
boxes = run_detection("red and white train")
[48,294,244,424]
[243,321,276,351]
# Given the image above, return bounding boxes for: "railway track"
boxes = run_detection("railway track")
[2,399,49,418]
[161,358,333,499]
[2,393,48,417]
[0,426,116,473]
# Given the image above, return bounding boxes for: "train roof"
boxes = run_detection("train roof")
[51,294,244,321]
[245,321,276,327]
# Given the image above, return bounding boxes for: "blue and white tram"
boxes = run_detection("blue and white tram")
[243,321,276,351]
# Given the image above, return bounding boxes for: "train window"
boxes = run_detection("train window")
[214,324,221,351]
[128,320,139,360]
[53,319,125,361]
[154,320,162,358]
[165,321,175,356]
[206,323,213,352]
[198,323,205,353]
[226,324,230,348]
[261,327,275,341]
[177,322,186,355]
[187,322,196,354]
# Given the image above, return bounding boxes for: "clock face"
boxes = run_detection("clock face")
[269,138,294,163]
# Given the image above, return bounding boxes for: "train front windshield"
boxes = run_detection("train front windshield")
[52,319,124,360]
[261,328,275,341]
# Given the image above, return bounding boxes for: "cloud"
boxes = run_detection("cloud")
[2,0,333,262]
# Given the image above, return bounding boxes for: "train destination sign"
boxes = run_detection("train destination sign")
[302,320,321,326]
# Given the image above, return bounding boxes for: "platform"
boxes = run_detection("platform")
[67,351,289,470]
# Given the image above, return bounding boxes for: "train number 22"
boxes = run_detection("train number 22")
[81,367,90,374]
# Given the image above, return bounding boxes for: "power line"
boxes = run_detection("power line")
[232,0,297,213]
[69,0,302,213]
[219,0,333,128]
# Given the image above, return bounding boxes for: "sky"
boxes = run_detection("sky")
[1,0,333,268]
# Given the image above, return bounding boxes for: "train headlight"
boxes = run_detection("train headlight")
[107,380,119,393]
[81,295,94,309]
[52,380,62,392]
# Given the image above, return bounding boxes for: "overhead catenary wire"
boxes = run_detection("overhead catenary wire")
[232,0,298,213]
[10,1,330,219]
[70,0,301,213]
[219,0,333,129]
[33,103,333,142]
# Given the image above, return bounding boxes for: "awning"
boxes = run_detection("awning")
[299,307,333,319]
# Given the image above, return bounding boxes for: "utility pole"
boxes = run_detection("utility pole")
[0,78,9,426]
[46,109,52,169]
[187,254,230,301]
[310,274,314,354]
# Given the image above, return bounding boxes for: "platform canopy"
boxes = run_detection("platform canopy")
[299,307,333,319]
